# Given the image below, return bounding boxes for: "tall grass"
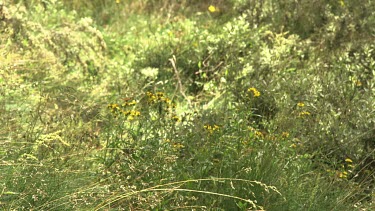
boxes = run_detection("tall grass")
[1,0,373,210]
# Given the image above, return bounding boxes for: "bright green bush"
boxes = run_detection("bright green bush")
[1,1,108,209]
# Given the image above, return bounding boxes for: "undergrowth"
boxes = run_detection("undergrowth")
[1,0,374,210]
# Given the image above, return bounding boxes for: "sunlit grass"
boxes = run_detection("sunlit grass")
[1,0,374,210]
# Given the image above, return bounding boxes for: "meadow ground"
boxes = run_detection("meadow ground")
[1,0,374,210]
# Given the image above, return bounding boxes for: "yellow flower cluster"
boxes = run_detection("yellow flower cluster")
[255,131,264,138]
[171,115,181,122]
[146,91,181,122]
[204,124,220,134]
[338,170,348,179]
[281,132,290,138]
[164,139,184,152]
[248,87,261,97]
[146,92,176,109]
[296,102,312,118]
[248,126,265,138]
[122,110,141,120]
[326,158,355,179]
[344,157,354,170]
[172,142,185,151]
[298,111,311,117]
[108,99,140,120]
[108,103,121,112]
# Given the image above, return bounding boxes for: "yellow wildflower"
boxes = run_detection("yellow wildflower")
[108,103,121,113]
[172,143,185,151]
[255,131,264,138]
[162,97,171,104]
[156,92,164,98]
[116,0,120,4]
[146,91,153,97]
[345,158,353,163]
[208,5,217,13]
[297,102,305,107]
[172,115,180,122]
[122,100,136,107]
[339,171,348,178]
[299,111,311,117]
[130,110,141,116]
[248,126,255,131]
[281,132,290,138]
[204,124,220,134]
[248,87,261,97]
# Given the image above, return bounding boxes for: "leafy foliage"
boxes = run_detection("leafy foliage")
[1,0,374,210]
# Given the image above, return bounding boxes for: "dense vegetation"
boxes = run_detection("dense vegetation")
[1,0,374,210]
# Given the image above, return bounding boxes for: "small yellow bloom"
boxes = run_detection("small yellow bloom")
[345,158,353,163]
[299,111,311,117]
[130,101,137,106]
[146,91,153,97]
[255,131,264,138]
[156,92,164,98]
[130,110,141,116]
[248,126,255,131]
[208,5,217,13]
[116,0,120,4]
[290,143,297,148]
[248,87,261,97]
[108,103,121,113]
[163,98,171,104]
[281,132,290,138]
[297,102,305,107]
[172,143,185,150]
[339,171,347,178]
[122,110,130,116]
[172,115,180,122]
[204,124,220,134]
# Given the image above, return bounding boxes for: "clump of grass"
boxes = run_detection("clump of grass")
[95,178,281,210]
